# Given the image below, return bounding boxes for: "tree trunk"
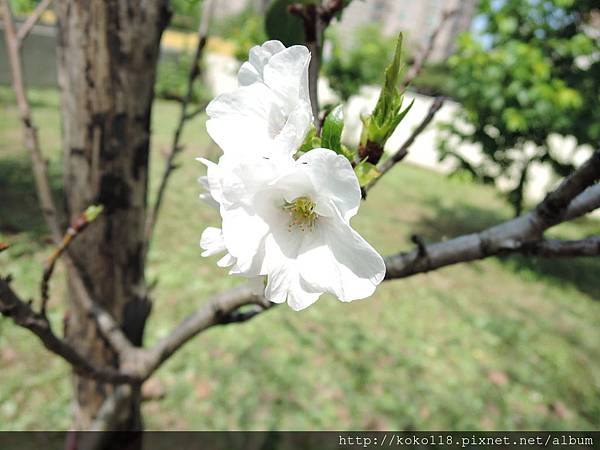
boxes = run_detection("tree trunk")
[55,0,170,435]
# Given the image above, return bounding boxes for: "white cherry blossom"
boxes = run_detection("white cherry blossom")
[205,40,313,159]
[199,149,386,310]
[198,40,385,310]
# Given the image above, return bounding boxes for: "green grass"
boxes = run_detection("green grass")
[0,87,599,431]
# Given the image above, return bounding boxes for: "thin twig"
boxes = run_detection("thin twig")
[40,208,102,318]
[15,0,53,44]
[401,8,458,91]
[364,96,445,194]
[184,101,209,121]
[144,0,215,258]
[40,229,75,317]
[1,0,62,244]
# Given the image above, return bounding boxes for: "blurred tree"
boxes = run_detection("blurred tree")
[440,0,599,215]
[323,24,398,101]
[55,0,170,441]
[170,0,202,30]
[9,0,36,14]
[409,61,454,97]
[155,52,209,102]
[212,3,267,61]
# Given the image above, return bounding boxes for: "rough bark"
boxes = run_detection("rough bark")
[55,0,169,434]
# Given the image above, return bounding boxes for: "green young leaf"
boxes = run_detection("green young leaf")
[265,0,305,46]
[388,98,415,133]
[361,33,412,149]
[371,33,404,126]
[84,205,104,223]
[321,105,344,154]
[354,161,381,187]
[339,144,355,162]
[298,125,320,153]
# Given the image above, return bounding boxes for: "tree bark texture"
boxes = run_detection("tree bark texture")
[55,0,169,433]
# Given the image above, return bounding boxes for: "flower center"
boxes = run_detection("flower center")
[283,196,317,231]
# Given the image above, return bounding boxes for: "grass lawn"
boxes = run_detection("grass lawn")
[0,87,599,431]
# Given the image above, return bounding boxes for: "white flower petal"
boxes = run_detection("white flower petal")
[217,253,236,268]
[264,263,290,304]
[260,213,322,309]
[206,83,288,157]
[275,100,313,153]
[198,174,219,209]
[200,227,226,257]
[238,40,286,86]
[287,281,321,311]
[197,157,226,205]
[221,205,271,275]
[212,153,295,207]
[298,213,386,302]
[264,256,320,309]
[297,148,361,221]
[263,45,311,113]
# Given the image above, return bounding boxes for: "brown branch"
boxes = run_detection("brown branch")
[385,151,600,279]
[144,0,215,258]
[137,156,598,376]
[76,153,600,379]
[40,208,102,317]
[0,243,9,253]
[4,176,597,385]
[184,101,209,121]
[563,183,600,220]
[0,277,140,384]
[364,96,445,194]
[1,0,62,244]
[142,152,598,374]
[289,3,320,129]
[136,284,271,379]
[519,236,600,258]
[15,0,53,44]
[401,8,458,91]
[64,257,137,357]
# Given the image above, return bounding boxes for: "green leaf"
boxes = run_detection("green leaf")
[265,0,305,46]
[388,98,415,134]
[84,205,104,222]
[298,125,320,153]
[361,33,412,150]
[321,105,344,154]
[354,161,380,187]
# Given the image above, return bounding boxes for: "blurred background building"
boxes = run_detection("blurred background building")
[336,0,477,61]
[214,0,477,62]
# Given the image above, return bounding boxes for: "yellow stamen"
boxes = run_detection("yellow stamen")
[282,196,317,231]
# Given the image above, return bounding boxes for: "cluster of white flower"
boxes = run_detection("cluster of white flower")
[198,41,385,310]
